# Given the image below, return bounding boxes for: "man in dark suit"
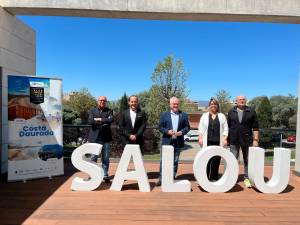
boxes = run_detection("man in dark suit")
[119,95,147,151]
[157,97,190,186]
[228,95,259,188]
[88,96,113,183]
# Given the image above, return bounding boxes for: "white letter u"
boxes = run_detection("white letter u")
[248,147,291,193]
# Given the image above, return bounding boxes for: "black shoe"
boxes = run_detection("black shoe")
[104,177,111,184]
[156,180,161,186]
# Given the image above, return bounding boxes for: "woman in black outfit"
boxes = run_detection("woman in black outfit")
[198,98,228,181]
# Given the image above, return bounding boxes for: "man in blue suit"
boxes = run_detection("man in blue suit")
[157,97,190,186]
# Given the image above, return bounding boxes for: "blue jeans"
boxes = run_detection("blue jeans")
[159,147,181,181]
[230,145,249,179]
[91,141,111,178]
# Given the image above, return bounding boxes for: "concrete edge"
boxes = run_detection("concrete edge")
[4,8,300,24]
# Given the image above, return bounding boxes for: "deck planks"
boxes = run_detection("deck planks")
[0,161,299,225]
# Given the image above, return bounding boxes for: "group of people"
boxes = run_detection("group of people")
[88,95,259,188]
[198,96,259,188]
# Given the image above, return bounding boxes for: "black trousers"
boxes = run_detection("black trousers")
[122,137,144,154]
[206,140,221,181]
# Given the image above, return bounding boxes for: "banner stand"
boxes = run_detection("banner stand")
[7,75,64,182]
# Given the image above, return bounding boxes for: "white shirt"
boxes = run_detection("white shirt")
[198,112,228,148]
[170,110,179,132]
[130,109,137,128]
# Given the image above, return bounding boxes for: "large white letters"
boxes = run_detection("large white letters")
[161,145,191,192]
[193,146,239,193]
[248,147,291,193]
[71,143,103,191]
[110,144,150,192]
[70,144,291,193]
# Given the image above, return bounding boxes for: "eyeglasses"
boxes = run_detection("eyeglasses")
[98,100,107,102]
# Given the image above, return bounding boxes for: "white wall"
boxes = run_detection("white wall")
[0,6,36,174]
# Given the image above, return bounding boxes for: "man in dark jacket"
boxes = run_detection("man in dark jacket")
[156,97,190,186]
[88,96,113,183]
[228,95,259,188]
[119,95,147,151]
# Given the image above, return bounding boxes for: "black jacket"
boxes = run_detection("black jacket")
[228,106,259,146]
[119,109,147,146]
[88,107,113,143]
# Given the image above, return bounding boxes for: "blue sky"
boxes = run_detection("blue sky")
[19,16,300,101]
[8,76,49,96]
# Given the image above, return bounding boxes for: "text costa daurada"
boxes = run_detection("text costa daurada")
[19,126,54,137]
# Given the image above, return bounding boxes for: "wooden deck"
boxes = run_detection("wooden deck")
[1,161,300,225]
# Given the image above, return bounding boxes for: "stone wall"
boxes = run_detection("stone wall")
[0,6,36,174]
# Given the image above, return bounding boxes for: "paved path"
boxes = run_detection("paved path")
[180,142,199,160]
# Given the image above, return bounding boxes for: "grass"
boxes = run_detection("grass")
[265,148,295,161]
[63,145,295,162]
[143,153,161,161]
[143,148,296,162]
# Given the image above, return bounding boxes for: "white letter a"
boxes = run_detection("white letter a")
[110,144,150,192]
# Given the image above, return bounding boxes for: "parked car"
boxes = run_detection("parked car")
[287,135,296,143]
[38,144,63,161]
[184,130,199,142]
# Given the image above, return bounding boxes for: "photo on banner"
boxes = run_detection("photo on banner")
[7,75,63,181]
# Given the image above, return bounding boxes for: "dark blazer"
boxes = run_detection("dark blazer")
[228,106,259,146]
[158,111,190,148]
[119,109,147,147]
[88,107,113,143]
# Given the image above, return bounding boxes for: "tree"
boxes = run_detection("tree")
[256,97,273,129]
[107,100,120,114]
[151,55,189,100]
[249,95,297,129]
[289,114,297,129]
[119,93,128,112]
[63,105,80,124]
[147,85,167,126]
[147,55,190,126]
[63,88,97,124]
[248,96,265,111]
[248,96,273,148]
[248,96,272,128]
[136,90,150,112]
[270,95,297,128]
[214,89,231,114]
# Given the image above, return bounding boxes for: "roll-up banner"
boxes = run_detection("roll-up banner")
[7,75,63,182]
